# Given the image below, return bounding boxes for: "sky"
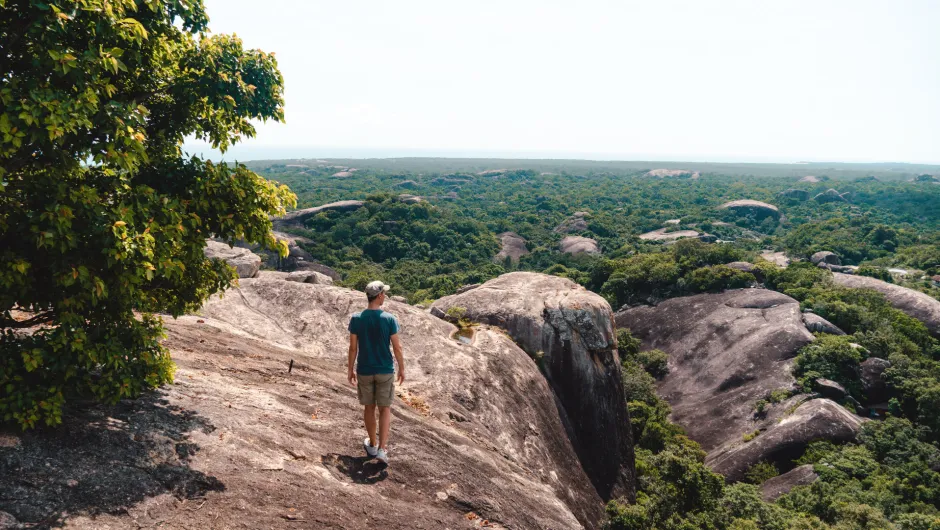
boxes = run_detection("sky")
[187,0,940,163]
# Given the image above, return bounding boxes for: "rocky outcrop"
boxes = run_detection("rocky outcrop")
[646,169,699,178]
[802,312,845,335]
[709,399,864,482]
[560,236,601,255]
[285,270,333,285]
[811,251,841,266]
[455,283,480,295]
[431,272,635,502]
[833,273,940,338]
[495,232,529,263]
[294,260,342,280]
[554,212,590,234]
[277,200,365,225]
[395,180,418,189]
[814,189,847,203]
[799,175,820,183]
[398,194,423,204]
[616,289,831,477]
[720,200,781,219]
[861,357,891,403]
[760,251,790,267]
[2,277,608,528]
[638,228,700,241]
[761,464,818,501]
[204,240,261,278]
[814,378,847,400]
[779,189,810,201]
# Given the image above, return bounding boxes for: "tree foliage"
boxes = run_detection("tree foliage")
[1,0,295,428]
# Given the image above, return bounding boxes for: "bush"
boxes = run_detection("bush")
[685,265,755,292]
[744,461,779,484]
[637,349,669,379]
[793,335,864,397]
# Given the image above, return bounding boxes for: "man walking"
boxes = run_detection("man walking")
[347,281,405,464]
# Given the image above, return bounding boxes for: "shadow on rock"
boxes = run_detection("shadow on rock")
[0,391,224,527]
[322,453,389,484]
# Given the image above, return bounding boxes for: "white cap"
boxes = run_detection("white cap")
[365,280,391,297]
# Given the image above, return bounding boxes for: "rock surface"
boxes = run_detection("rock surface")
[638,228,701,241]
[285,270,333,285]
[277,200,365,225]
[720,200,781,218]
[810,251,841,266]
[799,175,820,183]
[861,357,891,403]
[560,236,601,255]
[760,464,818,501]
[646,169,699,178]
[802,312,845,335]
[708,399,864,482]
[833,273,940,338]
[814,189,847,203]
[616,289,819,474]
[554,212,590,234]
[495,232,529,263]
[431,272,635,501]
[778,189,810,201]
[814,378,847,400]
[204,240,262,278]
[1,277,606,528]
[760,251,790,267]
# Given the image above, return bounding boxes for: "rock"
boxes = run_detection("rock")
[814,189,847,203]
[204,240,262,278]
[398,194,423,204]
[726,262,763,281]
[802,313,845,335]
[390,295,408,303]
[0,511,17,529]
[646,169,699,178]
[832,273,940,338]
[698,233,718,243]
[616,289,818,475]
[708,399,864,482]
[638,228,700,241]
[554,212,590,234]
[664,219,681,225]
[760,251,790,267]
[559,236,601,255]
[799,175,820,183]
[331,171,353,177]
[431,272,635,501]
[720,200,781,219]
[810,251,841,266]
[861,358,891,403]
[276,200,364,225]
[294,261,342,281]
[778,189,810,201]
[396,180,419,189]
[495,232,529,263]
[814,378,847,400]
[455,284,481,295]
[761,464,818,501]
[285,270,333,285]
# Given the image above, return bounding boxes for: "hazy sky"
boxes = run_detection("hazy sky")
[189,0,940,163]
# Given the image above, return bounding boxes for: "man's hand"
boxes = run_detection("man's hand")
[348,371,357,386]
[397,370,405,385]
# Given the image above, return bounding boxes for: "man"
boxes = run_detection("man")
[347,280,405,464]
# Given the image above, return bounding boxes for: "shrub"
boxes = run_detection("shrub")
[637,349,669,379]
[744,461,779,484]
[793,335,864,397]
[685,265,755,292]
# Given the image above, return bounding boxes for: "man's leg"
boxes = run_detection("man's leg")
[378,406,391,449]
[364,404,377,447]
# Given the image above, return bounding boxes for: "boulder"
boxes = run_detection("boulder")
[2,278,606,529]
[720,200,781,219]
[708,399,864,482]
[455,283,481,295]
[778,189,810,201]
[398,194,423,204]
[760,464,819,501]
[495,232,529,263]
[814,378,847,400]
[638,228,700,241]
[646,169,698,178]
[861,357,891,403]
[276,200,365,225]
[760,251,790,268]
[799,175,820,183]
[698,233,719,243]
[833,273,940,338]
[616,289,819,475]
[560,236,601,255]
[811,251,841,266]
[431,272,635,501]
[204,240,262,278]
[554,212,590,234]
[814,189,847,203]
[664,219,681,225]
[390,295,408,303]
[395,180,419,189]
[727,261,764,281]
[285,270,333,285]
[294,261,342,281]
[802,313,845,335]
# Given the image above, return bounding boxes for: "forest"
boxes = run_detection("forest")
[253,158,940,529]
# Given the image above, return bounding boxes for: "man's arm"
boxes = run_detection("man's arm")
[347,333,358,386]
[391,334,405,385]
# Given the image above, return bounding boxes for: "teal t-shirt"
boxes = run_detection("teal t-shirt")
[348,309,400,375]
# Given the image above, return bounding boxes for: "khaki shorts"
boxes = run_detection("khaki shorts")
[358,373,395,407]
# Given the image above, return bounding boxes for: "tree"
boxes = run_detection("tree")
[1,0,295,428]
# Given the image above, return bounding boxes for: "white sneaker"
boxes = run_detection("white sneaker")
[376,447,389,464]
[363,437,378,457]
